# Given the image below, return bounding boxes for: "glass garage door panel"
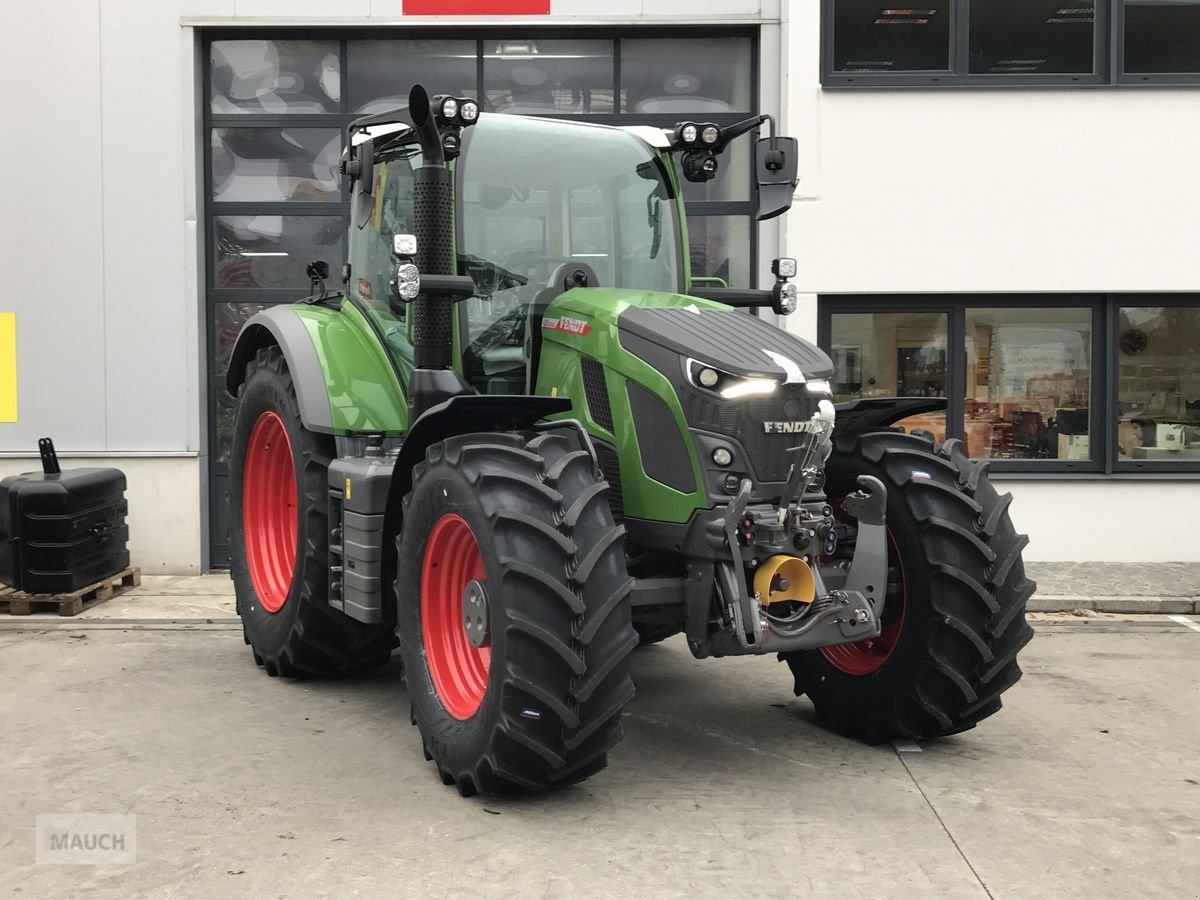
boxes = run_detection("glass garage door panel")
[620,38,753,113]
[483,40,614,114]
[213,215,345,291]
[349,40,478,114]
[210,40,340,114]
[211,129,342,202]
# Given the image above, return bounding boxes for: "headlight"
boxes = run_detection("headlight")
[712,447,733,467]
[720,379,777,400]
[680,123,698,144]
[441,97,459,120]
[701,124,720,145]
[460,100,479,122]
[697,367,719,388]
[804,379,832,395]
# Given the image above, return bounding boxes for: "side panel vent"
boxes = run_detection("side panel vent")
[594,440,624,520]
[580,357,614,432]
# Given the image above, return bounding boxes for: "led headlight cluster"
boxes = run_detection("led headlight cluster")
[394,262,421,301]
[433,95,481,127]
[688,360,778,400]
[674,122,721,147]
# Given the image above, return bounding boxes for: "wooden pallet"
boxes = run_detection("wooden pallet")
[0,567,142,617]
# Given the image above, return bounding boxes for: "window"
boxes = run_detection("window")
[821,296,1200,474]
[1116,306,1200,465]
[970,0,1096,75]
[1123,0,1200,77]
[830,1,952,75]
[964,308,1092,460]
[825,0,1142,85]
[828,311,949,440]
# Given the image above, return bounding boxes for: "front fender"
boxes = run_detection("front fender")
[226,304,408,436]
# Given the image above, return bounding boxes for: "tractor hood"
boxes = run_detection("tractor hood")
[617,306,834,381]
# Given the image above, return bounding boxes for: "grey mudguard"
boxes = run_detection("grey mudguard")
[225,307,335,433]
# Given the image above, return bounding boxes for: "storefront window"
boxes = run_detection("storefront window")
[965,308,1091,460]
[1124,1,1200,74]
[831,1,952,73]
[969,0,1095,75]
[1116,307,1200,462]
[829,312,949,442]
[214,215,345,290]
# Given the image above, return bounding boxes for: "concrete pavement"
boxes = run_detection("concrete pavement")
[1,616,1198,899]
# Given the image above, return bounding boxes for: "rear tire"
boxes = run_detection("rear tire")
[396,431,637,795]
[782,431,1035,741]
[231,347,397,677]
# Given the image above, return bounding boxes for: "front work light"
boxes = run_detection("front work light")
[772,257,798,279]
[701,124,720,145]
[441,97,459,120]
[393,234,418,257]
[460,100,479,122]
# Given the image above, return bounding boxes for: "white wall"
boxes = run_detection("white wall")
[777,2,1200,562]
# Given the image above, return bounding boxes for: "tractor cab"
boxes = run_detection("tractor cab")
[343,99,796,404]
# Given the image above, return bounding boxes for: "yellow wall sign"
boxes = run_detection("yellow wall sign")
[0,314,15,423]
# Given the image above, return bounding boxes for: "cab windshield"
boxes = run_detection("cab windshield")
[457,115,683,393]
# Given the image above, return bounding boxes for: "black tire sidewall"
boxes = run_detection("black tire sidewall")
[230,363,309,656]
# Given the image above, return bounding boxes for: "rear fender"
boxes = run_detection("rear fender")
[832,397,948,436]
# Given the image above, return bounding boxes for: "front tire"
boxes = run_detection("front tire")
[396,431,637,795]
[783,432,1035,741]
[230,346,396,677]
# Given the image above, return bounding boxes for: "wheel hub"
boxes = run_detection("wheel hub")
[462,579,490,648]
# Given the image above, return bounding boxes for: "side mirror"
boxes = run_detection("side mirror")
[350,136,375,229]
[755,136,799,221]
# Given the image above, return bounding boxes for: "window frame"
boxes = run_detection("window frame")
[817,294,1200,477]
[821,0,1200,88]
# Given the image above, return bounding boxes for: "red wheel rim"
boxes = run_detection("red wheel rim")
[422,514,490,720]
[242,411,298,614]
[820,529,907,676]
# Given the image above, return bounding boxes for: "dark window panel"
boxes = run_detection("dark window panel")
[687,215,751,288]
[348,39,477,114]
[210,40,340,114]
[680,126,751,204]
[970,0,1095,75]
[1125,1,1200,74]
[214,385,238,466]
[832,0,952,73]
[211,129,342,202]
[214,215,345,290]
[483,39,614,114]
[212,302,273,377]
[1116,307,1200,462]
[964,308,1092,460]
[620,38,753,113]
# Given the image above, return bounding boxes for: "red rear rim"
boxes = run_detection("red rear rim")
[242,411,297,614]
[820,529,907,676]
[422,514,490,720]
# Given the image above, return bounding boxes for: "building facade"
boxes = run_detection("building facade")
[3,0,1197,571]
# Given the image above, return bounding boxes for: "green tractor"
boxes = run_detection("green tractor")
[226,85,1034,796]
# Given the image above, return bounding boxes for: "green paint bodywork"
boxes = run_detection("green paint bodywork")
[536,287,732,524]
[290,302,409,435]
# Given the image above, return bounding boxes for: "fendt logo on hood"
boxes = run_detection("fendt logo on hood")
[542,316,592,336]
[764,421,823,434]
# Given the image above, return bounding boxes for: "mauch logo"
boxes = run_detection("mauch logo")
[36,814,137,865]
[763,421,822,434]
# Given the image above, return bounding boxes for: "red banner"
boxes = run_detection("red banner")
[404,0,550,13]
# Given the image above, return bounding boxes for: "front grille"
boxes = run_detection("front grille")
[580,357,614,432]
[680,385,819,482]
